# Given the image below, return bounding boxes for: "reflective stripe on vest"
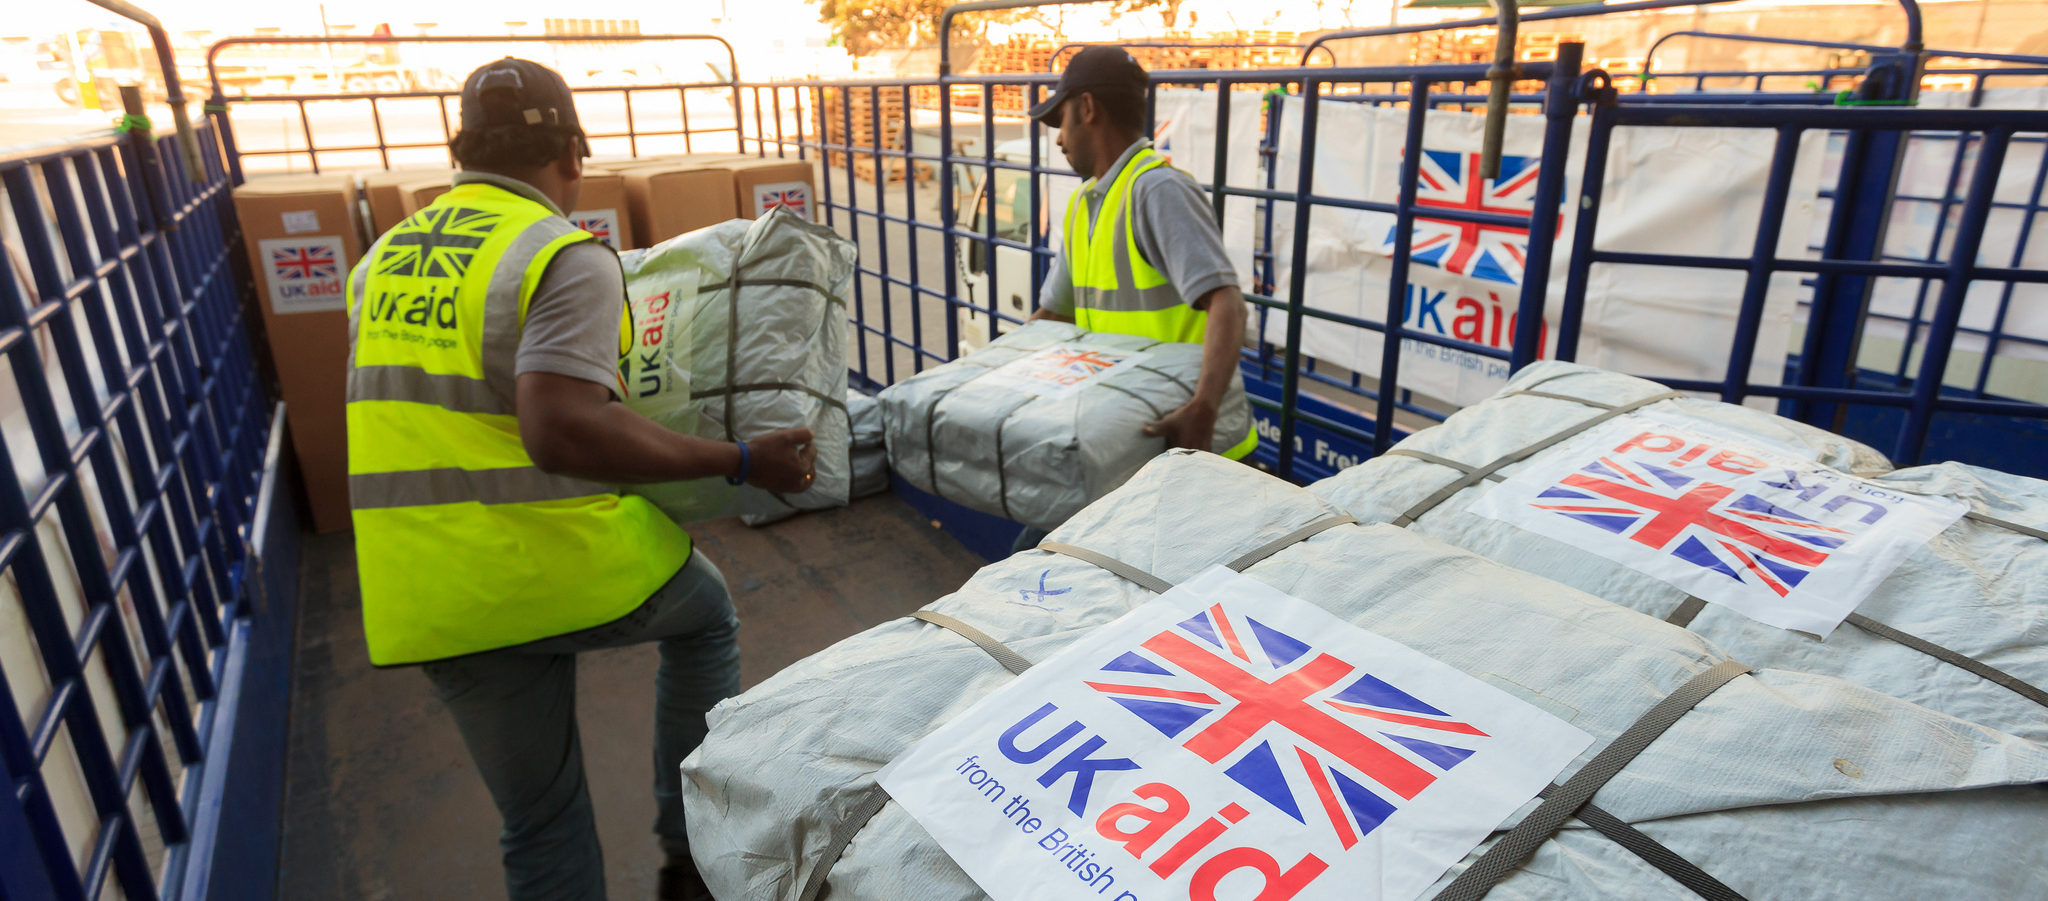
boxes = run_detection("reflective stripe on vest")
[1065,147,1206,345]
[346,181,691,666]
[1064,149,1257,461]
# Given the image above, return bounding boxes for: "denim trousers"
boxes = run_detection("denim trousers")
[421,551,741,901]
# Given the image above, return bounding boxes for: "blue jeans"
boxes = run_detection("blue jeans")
[422,552,740,901]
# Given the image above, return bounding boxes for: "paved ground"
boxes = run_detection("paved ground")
[276,494,988,900]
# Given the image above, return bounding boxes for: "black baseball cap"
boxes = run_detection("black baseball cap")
[1028,45,1149,129]
[459,57,589,156]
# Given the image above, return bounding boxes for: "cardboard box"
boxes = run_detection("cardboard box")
[231,174,364,534]
[398,178,453,218]
[360,166,454,235]
[363,168,638,249]
[566,170,633,250]
[590,152,748,170]
[621,164,738,247]
[721,156,817,222]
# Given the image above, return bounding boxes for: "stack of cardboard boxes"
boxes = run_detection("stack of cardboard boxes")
[606,153,818,245]
[231,174,367,533]
[230,151,818,534]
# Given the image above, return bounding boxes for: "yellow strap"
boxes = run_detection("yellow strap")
[1221,423,1260,460]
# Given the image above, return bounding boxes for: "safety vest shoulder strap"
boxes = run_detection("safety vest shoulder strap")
[477,211,596,395]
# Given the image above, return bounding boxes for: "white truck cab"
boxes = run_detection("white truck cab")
[953,138,1081,354]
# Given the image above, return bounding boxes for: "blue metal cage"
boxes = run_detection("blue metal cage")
[0,117,292,901]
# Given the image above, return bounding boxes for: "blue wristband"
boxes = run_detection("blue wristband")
[725,440,750,486]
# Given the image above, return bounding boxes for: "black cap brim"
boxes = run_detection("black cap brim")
[1028,87,1070,128]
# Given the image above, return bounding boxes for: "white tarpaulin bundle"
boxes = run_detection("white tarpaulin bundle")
[618,209,857,524]
[848,388,887,499]
[1149,89,1266,288]
[681,451,2048,901]
[1308,361,2048,743]
[879,320,1255,530]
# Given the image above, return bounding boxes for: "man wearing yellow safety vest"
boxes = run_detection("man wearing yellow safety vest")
[345,58,814,901]
[1014,46,1257,549]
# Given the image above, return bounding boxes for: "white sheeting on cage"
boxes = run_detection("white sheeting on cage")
[1150,88,1266,287]
[1308,361,2048,743]
[1838,110,2048,403]
[680,450,2048,901]
[618,210,856,525]
[879,320,1254,530]
[1263,101,1823,407]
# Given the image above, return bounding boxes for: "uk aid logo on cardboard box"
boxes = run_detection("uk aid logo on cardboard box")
[259,236,348,314]
[1468,411,1967,636]
[753,181,811,220]
[878,568,1591,901]
[571,209,622,249]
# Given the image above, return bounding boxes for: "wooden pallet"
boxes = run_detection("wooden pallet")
[818,86,908,156]
[852,157,934,184]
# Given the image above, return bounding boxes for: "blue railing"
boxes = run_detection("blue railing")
[195,22,2048,486]
[0,113,289,901]
[1635,31,2048,474]
[748,64,2048,476]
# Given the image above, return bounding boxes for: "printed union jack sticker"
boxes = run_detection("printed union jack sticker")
[1382,149,1559,287]
[981,345,1141,399]
[753,181,811,220]
[257,235,347,314]
[1467,412,1967,635]
[570,208,621,249]
[877,567,1591,901]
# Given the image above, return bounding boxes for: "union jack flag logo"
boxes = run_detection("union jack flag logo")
[1089,605,1487,847]
[1385,150,1557,286]
[1531,456,1851,597]
[758,188,808,218]
[1038,348,1126,375]
[271,244,337,281]
[572,215,615,247]
[377,206,500,279]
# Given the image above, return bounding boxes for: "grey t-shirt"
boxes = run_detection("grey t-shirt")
[1038,139,1240,316]
[454,171,628,393]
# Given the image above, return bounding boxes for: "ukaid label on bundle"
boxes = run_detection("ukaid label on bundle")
[877,568,1589,901]
[880,321,1257,530]
[1467,411,1966,636]
[619,209,857,524]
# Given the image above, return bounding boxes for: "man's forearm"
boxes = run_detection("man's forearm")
[1030,306,1075,323]
[1192,286,1247,407]
[544,403,743,485]
[517,372,741,484]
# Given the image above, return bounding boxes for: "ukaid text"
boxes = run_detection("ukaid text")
[618,209,856,525]
[878,567,1590,901]
[1468,411,1967,635]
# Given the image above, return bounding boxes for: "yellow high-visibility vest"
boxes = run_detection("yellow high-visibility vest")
[1064,147,1258,460]
[346,181,690,666]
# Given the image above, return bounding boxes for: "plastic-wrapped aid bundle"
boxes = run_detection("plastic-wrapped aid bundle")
[618,209,857,525]
[880,320,1256,530]
[681,451,2048,901]
[1308,361,2048,743]
[848,388,887,500]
